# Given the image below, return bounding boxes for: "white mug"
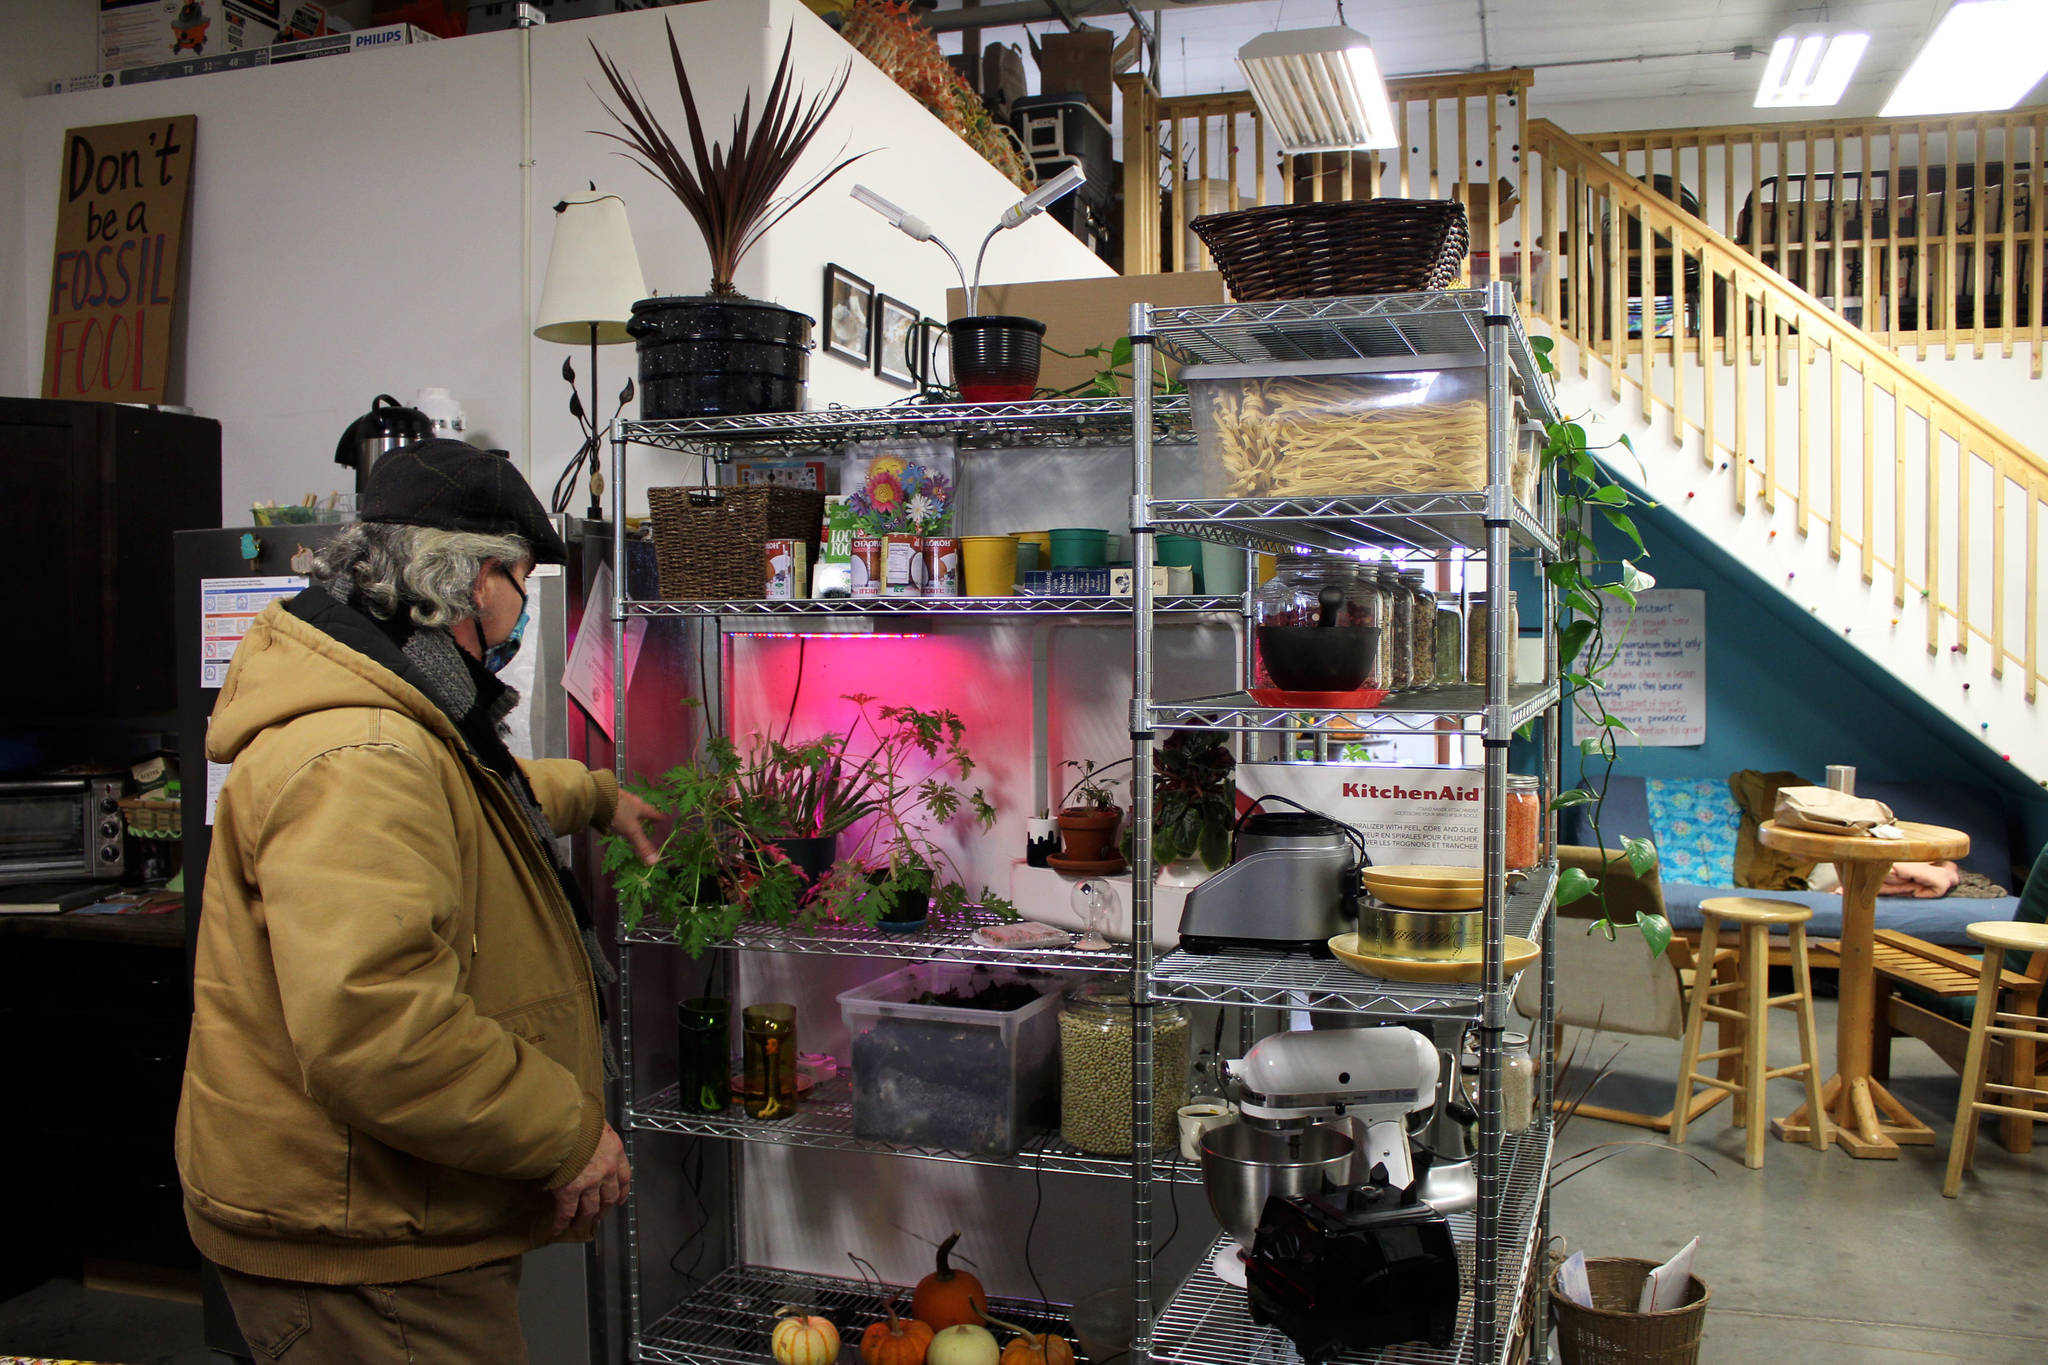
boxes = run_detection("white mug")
[1178,1100,1235,1161]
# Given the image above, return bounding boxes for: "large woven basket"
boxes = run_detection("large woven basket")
[647,486,825,600]
[1553,1259,1710,1365]
[1189,198,1470,301]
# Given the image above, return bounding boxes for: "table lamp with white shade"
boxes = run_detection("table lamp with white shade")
[535,189,644,517]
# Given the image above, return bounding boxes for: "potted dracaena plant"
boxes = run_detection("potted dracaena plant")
[590,23,870,418]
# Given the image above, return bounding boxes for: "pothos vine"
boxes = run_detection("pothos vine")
[1530,335,1670,955]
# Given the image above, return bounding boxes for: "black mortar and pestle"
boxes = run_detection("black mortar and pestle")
[1256,585,1382,693]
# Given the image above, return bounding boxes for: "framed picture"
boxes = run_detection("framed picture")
[873,294,919,387]
[823,264,873,365]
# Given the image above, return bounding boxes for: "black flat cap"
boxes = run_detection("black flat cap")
[361,439,569,565]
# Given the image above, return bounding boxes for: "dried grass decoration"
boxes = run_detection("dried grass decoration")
[840,0,1034,191]
[591,23,872,296]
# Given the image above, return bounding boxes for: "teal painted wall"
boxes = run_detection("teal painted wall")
[1562,500,2048,863]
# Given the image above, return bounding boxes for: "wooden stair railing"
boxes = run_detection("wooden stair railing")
[1523,117,2046,703]
[1580,112,2048,375]
[1116,69,1532,280]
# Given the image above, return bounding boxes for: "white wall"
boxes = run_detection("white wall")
[2,0,1109,521]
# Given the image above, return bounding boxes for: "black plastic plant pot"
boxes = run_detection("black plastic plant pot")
[763,835,836,889]
[949,314,1046,403]
[629,296,814,419]
[878,884,930,933]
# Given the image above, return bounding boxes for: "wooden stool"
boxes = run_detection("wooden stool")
[1942,920,2048,1197]
[1671,898,1831,1168]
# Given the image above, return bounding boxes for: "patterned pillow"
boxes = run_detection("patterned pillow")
[1644,777,1742,886]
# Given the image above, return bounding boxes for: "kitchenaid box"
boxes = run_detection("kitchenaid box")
[1236,762,1484,867]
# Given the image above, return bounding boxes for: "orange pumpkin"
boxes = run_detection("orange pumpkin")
[861,1296,934,1365]
[771,1306,840,1365]
[911,1232,987,1331]
[978,1303,1076,1365]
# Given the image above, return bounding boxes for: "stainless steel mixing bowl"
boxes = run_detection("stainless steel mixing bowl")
[1198,1121,1355,1244]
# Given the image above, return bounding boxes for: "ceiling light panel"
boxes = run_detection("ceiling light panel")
[1754,23,1870,107]
[1881,0,2048,116]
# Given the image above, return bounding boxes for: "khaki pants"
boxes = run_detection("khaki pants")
[219,1256,529,1364]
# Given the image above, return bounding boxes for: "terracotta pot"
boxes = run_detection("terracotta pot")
[1057,806,1125,862]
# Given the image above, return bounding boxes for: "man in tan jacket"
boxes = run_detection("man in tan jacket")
[177,441,658,1362]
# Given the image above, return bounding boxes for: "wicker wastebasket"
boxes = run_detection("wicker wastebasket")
[1553,1258,1710,1365]
[647,485,825,600]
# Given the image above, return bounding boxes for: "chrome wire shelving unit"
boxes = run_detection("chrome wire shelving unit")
[607,394,1233,1365]
[1122,282,1564,1365]
[620,394,1195,457]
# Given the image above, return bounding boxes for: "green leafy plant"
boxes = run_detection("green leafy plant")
[831,694,1016,923]
[1146,731,1236,870]
[590,23,871,296]
[1529,334,1668,955]
[1059,756,1128,813]
[730,731,885,840]
[1045,336,1187,398]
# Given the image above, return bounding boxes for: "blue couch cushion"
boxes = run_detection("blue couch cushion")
[1660,881,2022,948]
[1560,775,1653,847]
[1857,779,2014,884]
[1644,778,1742,885]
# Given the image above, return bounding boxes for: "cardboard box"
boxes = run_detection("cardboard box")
[54,21,435,89]
[279,2,350,39]
[1020,566,1182,597]
[371,0,466,36]
[1030,25,1114,121]
[100,0,281,72]
[948,272,1227,396]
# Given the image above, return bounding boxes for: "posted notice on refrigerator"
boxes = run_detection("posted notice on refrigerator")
[562,563,647,739]
[1236,762,1485,867]
[201,575,306,689]
[1590,588,1706,746]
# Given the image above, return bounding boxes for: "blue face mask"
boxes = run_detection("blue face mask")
[483,566,530,674]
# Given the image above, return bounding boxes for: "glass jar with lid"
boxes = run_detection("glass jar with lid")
[1402,570,1436,689]
[1383,568,1415,692]
[1252,555,1384,693]
[1058,985,1191,1155]
[1463,590,1519,687]
[1505,774,1544,870]
[1434,601,1464,686]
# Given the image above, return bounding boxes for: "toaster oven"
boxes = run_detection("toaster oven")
[0,774,128,885]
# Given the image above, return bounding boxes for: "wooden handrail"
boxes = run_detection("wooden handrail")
[1525,117,2046,701]
[1577,110,2047,374]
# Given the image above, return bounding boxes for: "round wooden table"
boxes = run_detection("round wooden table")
[1759,818,1971,1159]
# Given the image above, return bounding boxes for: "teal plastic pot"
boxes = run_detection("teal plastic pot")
[1050,527,1109,568]
[1155,534,1204,591]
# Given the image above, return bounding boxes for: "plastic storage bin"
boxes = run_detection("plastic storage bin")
[839,962,1065,1157]
[1187,355,1536,505]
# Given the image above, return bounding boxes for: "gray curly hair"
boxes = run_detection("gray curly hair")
[310,523,531,630]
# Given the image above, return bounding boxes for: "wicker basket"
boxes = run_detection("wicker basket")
[647,486,826,600]
[1553,1259,1710,1365]
[1188,198,1470,302]
[119,795,182,842]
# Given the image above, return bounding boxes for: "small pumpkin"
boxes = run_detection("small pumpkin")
[911,1232,987,1331]
[927,1323,1000,1365]
[850,1255,934,1365]
[979,1303,1077,1365]
[771,1306,840,1365]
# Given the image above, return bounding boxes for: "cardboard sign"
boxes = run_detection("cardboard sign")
[43,114,197,404]
[1588,588,1707,746]
[1236,761,1486,867]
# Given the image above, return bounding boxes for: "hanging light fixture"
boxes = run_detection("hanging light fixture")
[1237,25,1398,155]
[1881,0,2048,117]
[1752,22,1870,108]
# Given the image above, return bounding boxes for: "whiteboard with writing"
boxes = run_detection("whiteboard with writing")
[1595,588,1706,746]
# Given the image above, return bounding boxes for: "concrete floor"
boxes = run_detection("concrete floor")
[1549,997,2048,1364]
[3,1002,2040,1364]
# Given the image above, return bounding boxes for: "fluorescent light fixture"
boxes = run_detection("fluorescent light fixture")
[1882,0,2048,116]
[1753,23,1869,107]
[1237,26,1397,155]
[999,163,1087,229]
[849,185,935,242]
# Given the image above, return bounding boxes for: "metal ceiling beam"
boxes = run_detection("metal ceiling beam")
[921,0,1255,34]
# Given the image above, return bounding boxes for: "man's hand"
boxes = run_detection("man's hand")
[612,790,663,867]
[552,1122,631,1236]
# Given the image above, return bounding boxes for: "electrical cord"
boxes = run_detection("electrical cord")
[1022,1132,1053,1309]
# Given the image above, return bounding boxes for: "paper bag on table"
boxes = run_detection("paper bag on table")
[1773,786,1903,840]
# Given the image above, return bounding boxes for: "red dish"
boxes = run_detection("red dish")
[1248,687,1392,709]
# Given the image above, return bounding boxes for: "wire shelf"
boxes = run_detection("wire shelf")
[639,1264,1089,1365]
[620,594,1248,619]
[630,1076,1207,1186]
[1146,292,1559,427]
[624,905,1138,975]
[1148,491,1557,560]
[1150,862,1557,1016]
[1147,683,1560,737]
[619,395,1195,456]
[1147,1126,1553,1365]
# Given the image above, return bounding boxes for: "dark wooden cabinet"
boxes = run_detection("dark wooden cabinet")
[0,398,220,718]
